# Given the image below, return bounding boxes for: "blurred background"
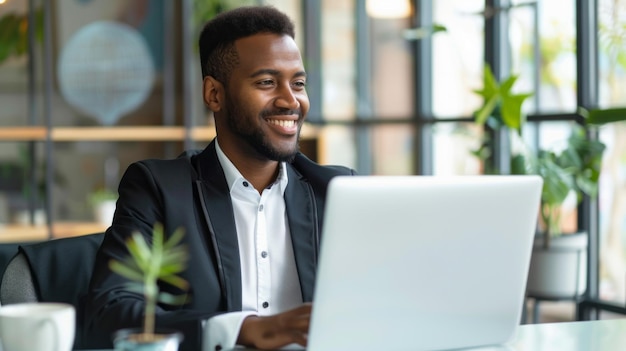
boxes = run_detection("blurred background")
[0,0,625,321]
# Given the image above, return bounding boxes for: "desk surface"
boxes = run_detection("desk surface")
[507,319,626,351]
[223,319,626,351]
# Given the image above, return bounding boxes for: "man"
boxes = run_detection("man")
[81,5,356,351]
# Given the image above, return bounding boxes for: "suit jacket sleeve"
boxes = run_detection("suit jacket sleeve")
[81,160,219,351]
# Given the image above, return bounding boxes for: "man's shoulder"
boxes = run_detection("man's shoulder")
[134,149,203,168]
[126,149,204,182]
[291,153,355,180]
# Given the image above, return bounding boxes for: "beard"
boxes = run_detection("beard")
[225,97,301,162]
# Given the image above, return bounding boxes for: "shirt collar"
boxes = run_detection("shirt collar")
[215,139,289,194]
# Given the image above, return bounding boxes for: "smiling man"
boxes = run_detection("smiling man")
[82,6,356,351]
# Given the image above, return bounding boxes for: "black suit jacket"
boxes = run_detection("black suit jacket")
[81,140,356,351]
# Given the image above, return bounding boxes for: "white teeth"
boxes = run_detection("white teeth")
[268,119,296,127]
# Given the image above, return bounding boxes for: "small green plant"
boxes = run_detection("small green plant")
[88,188,118,206]
[109,223,189,338]
[0,8,44,65]
[471,64,533,171]
[473,63,533,134]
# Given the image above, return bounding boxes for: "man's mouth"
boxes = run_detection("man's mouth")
[267,119,297,128]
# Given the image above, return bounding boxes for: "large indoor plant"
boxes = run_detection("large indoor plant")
[472,64,625,305]
[109,223,189,351]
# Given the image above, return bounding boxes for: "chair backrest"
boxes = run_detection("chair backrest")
[0,233,105,348]
[0,252,38,304]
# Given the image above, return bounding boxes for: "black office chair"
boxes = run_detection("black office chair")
[0,233,105,348]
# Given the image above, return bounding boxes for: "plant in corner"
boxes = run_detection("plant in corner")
[109,223,190,351]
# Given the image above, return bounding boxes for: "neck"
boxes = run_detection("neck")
[236,158,280,193]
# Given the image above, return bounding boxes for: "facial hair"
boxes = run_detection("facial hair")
[225,97,301,162]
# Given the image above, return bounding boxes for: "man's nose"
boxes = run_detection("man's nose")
[275,85,300,110]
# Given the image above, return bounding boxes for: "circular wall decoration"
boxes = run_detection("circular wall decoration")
[58,21,155,125]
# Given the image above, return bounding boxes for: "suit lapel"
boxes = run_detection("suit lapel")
[194,142,242,311]
[285,165,319,302]
[193,142,319,308]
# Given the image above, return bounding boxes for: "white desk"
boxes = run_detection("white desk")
[506,319,626,351]
[224,319,626,350]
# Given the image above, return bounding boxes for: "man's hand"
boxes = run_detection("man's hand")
[237,303,312,350]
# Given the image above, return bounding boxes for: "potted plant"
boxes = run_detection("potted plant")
[109,223,190,351]
[88,188,118,226]
[510,125,605,302]
[471,64,625,303]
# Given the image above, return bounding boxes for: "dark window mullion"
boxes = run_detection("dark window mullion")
[355,1,373,174]
[413,0,433,175]
[485,0,512,174]
[576,0,601,318]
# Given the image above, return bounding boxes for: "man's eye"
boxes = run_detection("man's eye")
[293,81,306,88]
[258,79,275,86]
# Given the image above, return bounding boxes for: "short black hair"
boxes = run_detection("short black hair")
[198,6,296,83]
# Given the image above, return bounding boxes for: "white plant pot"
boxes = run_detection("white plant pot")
[526,232,588,299]
[113,328,183,351]
[94,200,116,226]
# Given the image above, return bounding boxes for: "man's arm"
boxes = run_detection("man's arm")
[81,161,218,351]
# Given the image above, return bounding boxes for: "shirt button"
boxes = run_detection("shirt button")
[242,181,249,187]
[261,251,268,258]
[215,345,222,351]
[259,204,264,212]
[262,301,269,308]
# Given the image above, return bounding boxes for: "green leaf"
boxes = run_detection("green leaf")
[511,154,528,175]
[157,291,188,305]
[163,227,186,250]
[499,74,519,95]
[538,154,572,206]
[474,95,499,125]
[432,24,447,33]
[127,232,153,271]
[109,259,145,282]
[500,93,532,132]
[585,107,626,125]
[482,64,499,96]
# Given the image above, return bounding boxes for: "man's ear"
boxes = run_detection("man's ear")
[203,76,223,112]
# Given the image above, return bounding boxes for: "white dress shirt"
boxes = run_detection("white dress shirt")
[204,141,303,350]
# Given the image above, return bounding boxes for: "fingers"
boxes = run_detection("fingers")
[238,304,313,350]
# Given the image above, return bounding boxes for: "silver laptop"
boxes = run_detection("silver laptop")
[307,175,542,351]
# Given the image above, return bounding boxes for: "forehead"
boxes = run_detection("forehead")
[233,33,304,74]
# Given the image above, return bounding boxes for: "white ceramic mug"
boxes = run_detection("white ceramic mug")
[0,302,75,351]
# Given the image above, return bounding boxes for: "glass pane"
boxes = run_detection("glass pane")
[52,141,168,223]
[317,125,357,169]
[511,0,577,113]
[0,141,46,226]
[54,0,165,127]
[370,124,414,175]
[509,2,538,114]
[432,0,484,118]
[432,122,483,175]
[369,15,413,119]
[598,0,626,107]
[321,0,356,121]
[0,0,44,126]
[598,0,626,304]
[536,121,580,234]
[598,123,626,303]
[537,0,576,112]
